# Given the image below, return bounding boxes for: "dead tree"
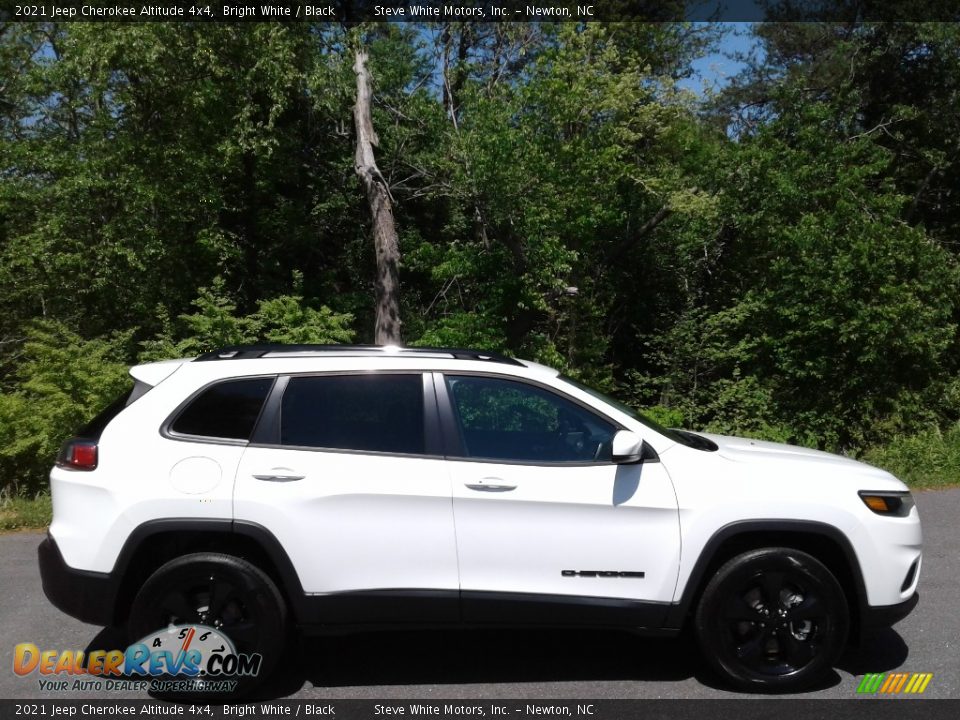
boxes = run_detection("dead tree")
[353,46,402,345]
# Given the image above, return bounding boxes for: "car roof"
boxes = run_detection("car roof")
[131,345,561,386]
[195,343,524,366]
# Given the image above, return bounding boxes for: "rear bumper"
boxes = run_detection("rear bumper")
[38,534,119,627]
[862,591,919,630]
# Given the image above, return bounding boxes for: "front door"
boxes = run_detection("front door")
[439,373,680,625]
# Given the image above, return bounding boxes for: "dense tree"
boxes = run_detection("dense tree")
[717,21,960,249]
[1,20,959,492]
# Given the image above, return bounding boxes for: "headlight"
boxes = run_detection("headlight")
[858,490,914,517]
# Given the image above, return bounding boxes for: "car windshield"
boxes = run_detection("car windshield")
[558,375,702,448]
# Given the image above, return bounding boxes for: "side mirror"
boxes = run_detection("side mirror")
[612,430,645,464]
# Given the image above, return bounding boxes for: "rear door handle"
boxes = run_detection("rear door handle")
[253,469,305,482]
[465,478,517,492]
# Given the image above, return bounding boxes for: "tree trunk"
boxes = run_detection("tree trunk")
[353,46,402,345]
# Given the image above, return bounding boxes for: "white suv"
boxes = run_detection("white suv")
[39,344,922,692]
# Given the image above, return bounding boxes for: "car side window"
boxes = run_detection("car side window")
[280,374,425,455]
[171,377,274,440]
[444,375,616,463]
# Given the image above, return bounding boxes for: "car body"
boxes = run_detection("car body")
[39,344,922,692]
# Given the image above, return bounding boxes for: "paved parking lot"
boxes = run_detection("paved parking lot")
[2,488,957,700]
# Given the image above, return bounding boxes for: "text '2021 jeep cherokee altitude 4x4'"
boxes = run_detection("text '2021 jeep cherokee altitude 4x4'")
[39,344,922,693]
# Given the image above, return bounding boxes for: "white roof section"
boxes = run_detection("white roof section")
[129,345,561,384]
[129,358,190,387]
[516,359,561,378]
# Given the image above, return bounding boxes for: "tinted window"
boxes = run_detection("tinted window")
[280,374,425,455]
[171,377,273,440]
[559,375,696,446]
[445,376,617,463]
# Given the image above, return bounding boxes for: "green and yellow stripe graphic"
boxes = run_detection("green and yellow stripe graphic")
[857,672,933,694]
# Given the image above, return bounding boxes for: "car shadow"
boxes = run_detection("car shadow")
[691,662,844,695]
[836,627,910,675]
[685,627,909,696]
[253,627,700,698]
[83,625,128,659]
[80,624,908,700]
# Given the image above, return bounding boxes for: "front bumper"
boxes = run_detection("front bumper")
[862,591,919,631]
[38,534,120,627]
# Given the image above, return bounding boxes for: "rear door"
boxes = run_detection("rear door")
[233,372,460,622]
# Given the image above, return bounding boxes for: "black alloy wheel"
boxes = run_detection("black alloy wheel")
[695,547,849,692]
[127,552,287,697]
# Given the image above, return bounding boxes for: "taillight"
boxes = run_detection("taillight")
[56,439,98,471]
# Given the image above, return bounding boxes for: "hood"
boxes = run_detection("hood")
[697,432,893,479]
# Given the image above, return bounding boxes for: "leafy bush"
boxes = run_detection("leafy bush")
[0,279,355,494]
[640,405,686,430]
[862,425,960,489]
[141,274,355,361]
[412,312,509,355]
[0,321,131,494]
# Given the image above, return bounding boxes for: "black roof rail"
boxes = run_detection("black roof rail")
[194,344,523,366]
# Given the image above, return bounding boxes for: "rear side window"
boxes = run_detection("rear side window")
[280,374,425,455]
[171,377,273,440]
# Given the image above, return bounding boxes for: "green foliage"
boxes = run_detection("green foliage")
[638,405,686,430]
[634,98,959,451]
[0,492,52,531]
[141,275,355,360]
[0,321,131,493]
[862,425,960,490]
[2,21,960,491]
[412,312,508,353]
[254,295,356,345]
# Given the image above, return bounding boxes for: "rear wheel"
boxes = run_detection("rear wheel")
[695,547,848,692]
[127,552,287,698]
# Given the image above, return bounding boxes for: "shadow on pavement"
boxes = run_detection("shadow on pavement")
[82,626,128,659]
[255,628,700,698]
[78,624,908,700]
[836,627,909,675]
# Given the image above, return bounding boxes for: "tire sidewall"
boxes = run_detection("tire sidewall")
[695,547,849,692]
[127,553,287,697]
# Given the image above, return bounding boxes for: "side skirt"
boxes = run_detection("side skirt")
[294,589,674,635]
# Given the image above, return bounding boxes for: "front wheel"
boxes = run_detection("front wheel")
[127,552,288,698]
[694,547,849,692]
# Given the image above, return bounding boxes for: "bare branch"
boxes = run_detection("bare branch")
[607,205,673,264]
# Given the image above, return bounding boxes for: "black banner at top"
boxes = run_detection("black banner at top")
[3,0,960,23]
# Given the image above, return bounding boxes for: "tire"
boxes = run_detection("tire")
[694,547,849,692]
[127,552,288,698]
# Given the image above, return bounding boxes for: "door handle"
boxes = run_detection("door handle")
[253,470,305,482]
[465,479,517,492]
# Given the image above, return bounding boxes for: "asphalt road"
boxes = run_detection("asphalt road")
[2,489,957,701]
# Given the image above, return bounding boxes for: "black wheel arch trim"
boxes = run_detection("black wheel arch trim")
[109,517,308,624]
[664,519,868,630]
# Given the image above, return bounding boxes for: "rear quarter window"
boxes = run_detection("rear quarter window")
[170,377,274,441]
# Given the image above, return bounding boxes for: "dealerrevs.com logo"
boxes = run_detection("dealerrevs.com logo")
[13,624,261,694]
